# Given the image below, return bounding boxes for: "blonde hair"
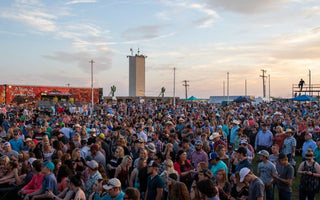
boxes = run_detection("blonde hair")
[164,159,178,175]
[116,146,125,158]
[72,148,81,160]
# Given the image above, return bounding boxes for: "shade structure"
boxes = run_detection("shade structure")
[185,96,201,102]
[290,94,317,101]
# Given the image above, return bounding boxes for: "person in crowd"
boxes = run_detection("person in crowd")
[239,139,254,162]
[314,138,320,164]
[90,144,106,170]
[129,158,146,191]
[302,132,317,159]
[18,159,44,197]
[255,123,273,153]
[174,150,194,190]
[215,168,231,200]
[273,126,286,152]
[160,159,179,199]
[124,187,140,200]
[25,161,58,200]
[234,128,243,150]
[115,155,132,189]
[210,132,227,152]
[94,178,124,200]
[167,173,190,200]
[230,172,249,200]
[272,153,294,200]
[235,147,253,172]
[257,150,277,200]
[52,140,64,160]
[85,160,102,199]
[230,120,240,146]
[283,129,296,162]
[216,144,230,169]
[180,138,194,160]
[190,140,208,169]
[57,164,73,192]
[297,148,320,200]
[209,152,228,179]
[9,129,24,152]
[196,179,219,200]
[145,160,164,200]
[108,146,125,177]
[0,160,18,184]
[239,167,265,200]
[2,142,19,160]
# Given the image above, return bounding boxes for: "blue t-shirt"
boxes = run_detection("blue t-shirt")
[9,139,23,152]
[211,161,228,178]
[147,175,164,200]
[42,173,58,195]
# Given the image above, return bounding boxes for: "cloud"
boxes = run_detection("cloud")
[157,0,219,28]
[0,1,58,32]
[43,51,113,73]
[66,0,97,5]
[205,0,286,14]
[122,25,167,41]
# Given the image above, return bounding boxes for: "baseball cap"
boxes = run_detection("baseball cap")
[195,140,203,146]
[258,150,269,158]
[25,138,33,142]
[98,133,105,140]
[28,158,37,165]
[86,160,99,170]
[43,161,55,171]
[240,167,251,182]
[4,142,11,147]
[240,140,248,144]
[209,152,218,161]
[103,178,121,190]
[148,160,159,168]
[306,133,313,137]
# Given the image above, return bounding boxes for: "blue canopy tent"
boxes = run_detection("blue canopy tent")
[185,96,201,102]
[290,95,317,101]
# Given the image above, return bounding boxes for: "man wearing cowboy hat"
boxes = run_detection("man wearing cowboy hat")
[283,129,296,161]
[210,132,227,152]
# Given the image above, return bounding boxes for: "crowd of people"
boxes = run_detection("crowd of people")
[0,100,320,200]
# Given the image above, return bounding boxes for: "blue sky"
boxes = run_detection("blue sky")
[1,0,320,98]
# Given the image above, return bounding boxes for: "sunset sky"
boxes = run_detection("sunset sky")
[1,0,320,98]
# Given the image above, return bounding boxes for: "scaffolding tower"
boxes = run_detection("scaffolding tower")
[292,84,320,97]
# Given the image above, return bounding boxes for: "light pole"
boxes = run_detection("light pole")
[89,60,95,114]
[173,67,176,107]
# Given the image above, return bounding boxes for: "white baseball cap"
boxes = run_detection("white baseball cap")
[240,167,251,182]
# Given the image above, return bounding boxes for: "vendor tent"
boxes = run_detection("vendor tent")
[290,95,316,101]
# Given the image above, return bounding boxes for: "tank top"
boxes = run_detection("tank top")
[300,161,319,192]
[118,166,129,188]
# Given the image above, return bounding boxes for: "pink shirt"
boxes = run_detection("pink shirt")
[22,173,44,194]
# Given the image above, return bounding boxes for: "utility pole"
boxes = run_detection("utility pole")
[89,59,95,114]
[309,69,311,96]
[245,79,247,97]
[223,81,225,97]
[66,83,70,88]
[260,69,267,98]
[173,67,176,107]
[227,72,229,103]
[268,74,271,100]
[182,80,189,99]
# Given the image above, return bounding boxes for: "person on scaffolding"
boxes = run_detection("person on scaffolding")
[298,78,305,92]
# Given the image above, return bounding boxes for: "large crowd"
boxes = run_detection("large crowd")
[0,100,320,200]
